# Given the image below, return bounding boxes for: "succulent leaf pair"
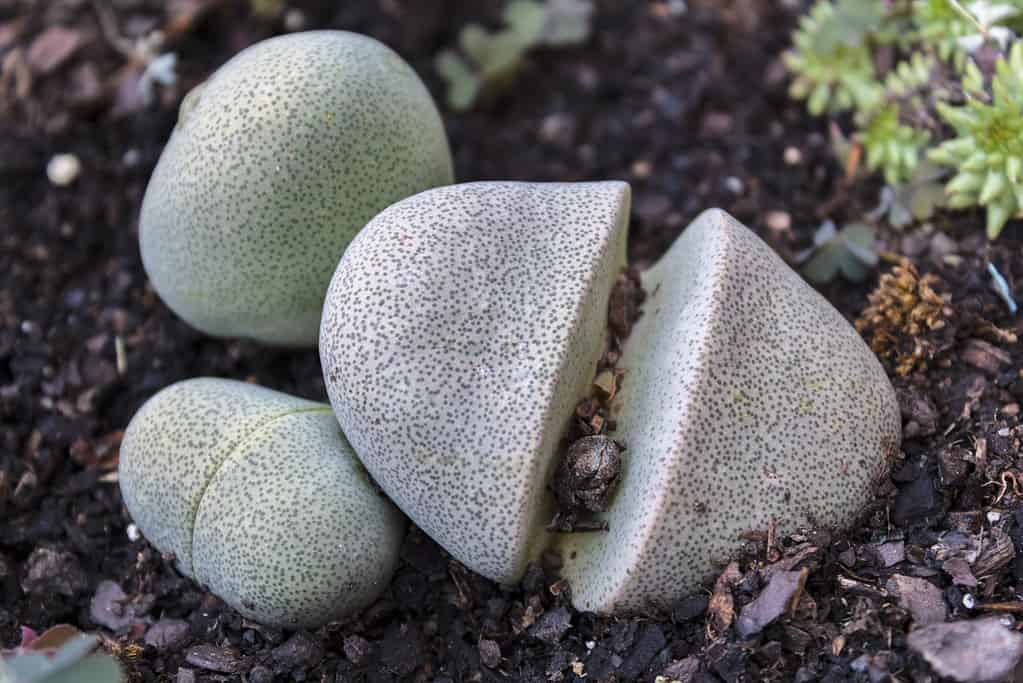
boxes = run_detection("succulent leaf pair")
[124,30,900,629]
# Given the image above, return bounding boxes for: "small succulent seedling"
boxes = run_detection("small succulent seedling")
[140,30,454,346]
[118,378,405,628]
[0,625,122,683]
[436,0,593,110]
[319,183,900,613]
[873,161,949,228]
[799,220,879,284]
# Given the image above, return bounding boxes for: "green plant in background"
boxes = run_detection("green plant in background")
[929,41,1023,236]
[861,104,933,184]
[799,220,880,284]
[875,160,950,227]
[785,0,1023,238]
[436,0,593,110]
[783,0,886,115]
[0,625,123,683]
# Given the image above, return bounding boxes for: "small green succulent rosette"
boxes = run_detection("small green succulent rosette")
[929,43,1023,238]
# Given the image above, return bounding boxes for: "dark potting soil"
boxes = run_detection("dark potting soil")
[2,1,1023,681]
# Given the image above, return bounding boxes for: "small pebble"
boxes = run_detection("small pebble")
[145,619,190,650]
[248,665,273,683]
[528,606,572,644]
[478,638,501,668]
[1003,403,1020,417]
[271,631,323,671]
[631,160,653,179]
[283,9,307,32]
[342,635,371,666]
[47,153,81,186]
[783,146,802,165]
[89,580,137,631]
[723,176,744,195]
[126,523,141,542]
[765,210,791,232]
[185,645,241,673]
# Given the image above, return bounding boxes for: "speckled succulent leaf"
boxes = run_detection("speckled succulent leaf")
[557,209,900,614]
[119,378,405,628]
[139,31,454,347]
[320,181,631,585]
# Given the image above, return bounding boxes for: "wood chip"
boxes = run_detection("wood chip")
[593,369,617,401]
[27,26,84,75]
[706,561,742,637]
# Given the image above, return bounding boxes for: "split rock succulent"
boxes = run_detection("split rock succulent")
[118,378,404,628]
[557,209,901,613]
[319,183,900,612]
[139,30,453,346]
[320,181,630,584]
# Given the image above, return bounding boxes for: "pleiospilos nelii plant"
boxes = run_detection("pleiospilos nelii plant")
[785,0,1023,238]
[139,30,453,347]
[126,28,900,625]
[118,378,405,628]
[319,182,901,613]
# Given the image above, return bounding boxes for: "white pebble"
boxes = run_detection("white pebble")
[284,9,307,32]
[47,154,81,187]
[783,146,803,165]
[724,176,744,195]
[127,523,141,542]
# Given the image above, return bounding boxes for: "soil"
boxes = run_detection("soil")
[2,1,1023,682]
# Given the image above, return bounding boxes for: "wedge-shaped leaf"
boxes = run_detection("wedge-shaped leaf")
[557,210,900,613]
[320,181,631,584]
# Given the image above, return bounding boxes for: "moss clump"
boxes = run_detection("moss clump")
[855,261,955,376]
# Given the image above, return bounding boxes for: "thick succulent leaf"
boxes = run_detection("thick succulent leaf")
[321,181,631,585]
[42,655,122,683]
[557,209,899,613]
[120,378,405,628]
[0,634,99,683]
